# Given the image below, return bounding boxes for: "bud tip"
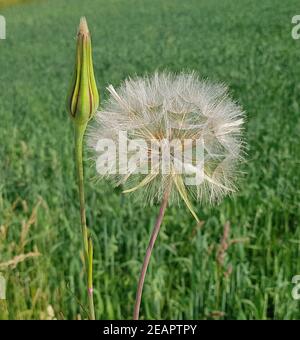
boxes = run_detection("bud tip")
[78,17,89,36]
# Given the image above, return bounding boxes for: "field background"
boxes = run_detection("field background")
[0,0,300,320]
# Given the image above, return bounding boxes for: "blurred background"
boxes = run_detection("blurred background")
[0,0,299,320]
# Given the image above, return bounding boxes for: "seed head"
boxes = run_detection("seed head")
[88,72,245,220]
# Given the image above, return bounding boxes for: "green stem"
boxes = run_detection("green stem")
[74,123,95,320]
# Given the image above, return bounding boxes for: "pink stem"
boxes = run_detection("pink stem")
[133,189,170,320]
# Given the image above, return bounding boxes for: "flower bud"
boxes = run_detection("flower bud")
[67,17,99,125]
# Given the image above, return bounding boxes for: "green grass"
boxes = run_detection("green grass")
[0,0,300,320]
[0,0,31,9]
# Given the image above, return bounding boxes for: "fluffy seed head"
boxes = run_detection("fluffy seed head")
[87,72,245,219]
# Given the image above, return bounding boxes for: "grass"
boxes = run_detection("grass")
[0,0,37,9]
[0,0,300,320]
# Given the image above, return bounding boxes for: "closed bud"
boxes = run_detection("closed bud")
[67,17,99,125]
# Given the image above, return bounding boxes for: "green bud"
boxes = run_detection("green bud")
[67,17,99,125]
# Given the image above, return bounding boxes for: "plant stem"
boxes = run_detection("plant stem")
[133,188,170,320]
[74,124,95,320]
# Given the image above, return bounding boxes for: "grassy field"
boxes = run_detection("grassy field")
[0,0,300,320]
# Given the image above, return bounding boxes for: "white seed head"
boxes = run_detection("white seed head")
[87,72,245,218]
